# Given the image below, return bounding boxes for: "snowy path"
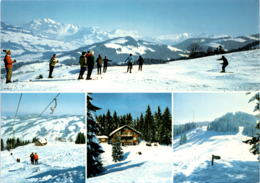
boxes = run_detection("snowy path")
[173,126,259,183]
[88,142,173,183]
[1,50,259,91]
[0,142,85,183]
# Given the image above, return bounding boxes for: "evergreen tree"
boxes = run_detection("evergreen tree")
[243,92,260,156]
[160,107,172,145]
[105,110,113,136]
[112,136,123,162]
[87,94,104,177]
[126,113,133,126]
[112,111,119,129]
[144,105,154,142]
[154,106,162,142]
[75,132,86,144]
[1,139,4,151]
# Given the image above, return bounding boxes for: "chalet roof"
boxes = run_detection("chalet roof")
[109,125,142,137]
[97,135,108,139]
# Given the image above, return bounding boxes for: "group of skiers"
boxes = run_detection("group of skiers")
[30,152,39,165]
[3,49,229,83]
[78,50,112,80]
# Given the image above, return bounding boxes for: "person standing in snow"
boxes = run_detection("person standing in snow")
[78,51,87,80]
[217,55,229,73]
[103,56,112,73]
[137,56,144,71]
[30,152,35,165]
[86,50,95,80]
[3,50,16,83]
[96,54,103,75]
[48,54,59,78]
[34,153,39,165]
[125,54,134,73]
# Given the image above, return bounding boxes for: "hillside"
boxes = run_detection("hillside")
[173,126,259,183]
[1,49,259,91]
[1,115,85,142]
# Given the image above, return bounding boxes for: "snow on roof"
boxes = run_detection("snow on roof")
[109,125,142,137]
[97,135,108,139]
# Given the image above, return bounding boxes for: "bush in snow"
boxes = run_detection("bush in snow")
[75,132,86,144]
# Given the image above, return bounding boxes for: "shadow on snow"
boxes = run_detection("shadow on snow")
[26,166,85,183]
[174,160,259,183]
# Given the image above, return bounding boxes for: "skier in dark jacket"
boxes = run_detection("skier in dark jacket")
[137,56,144,71]
[78,51,87,80]
[30,152,35,165]
[125,54,133,73]
[49,54,59,78]
[96,54,103,75]
[103,56,112,73]
[217,55,229,72]
[86,50,95,80]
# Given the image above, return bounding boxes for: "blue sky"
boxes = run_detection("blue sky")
[1,0,259,37]
[91,93,172,117]
[174,92,257,124]
[1,93,85,116]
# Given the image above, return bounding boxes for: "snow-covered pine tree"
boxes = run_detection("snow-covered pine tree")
[244,92,260,157]
[112,136,124,162]
[87,94,104,177]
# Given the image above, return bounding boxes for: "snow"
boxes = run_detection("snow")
[0,142,85,183]
[88,142,173,183]
[1,115,85,142]
[173,126,259,183]
[167,45,183,52]
[1,49,259,91]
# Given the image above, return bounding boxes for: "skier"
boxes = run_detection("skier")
[125,54,134,73]
[3,50,16,83]
[137,56,144,71]
[103,56,112,73]
[30,152,35,165]
[86,50,95,80]
[96,54,103,75]
[78,51,87,80]
[34,153,39,165]
[48,54,59,78]
[217,55,229,73]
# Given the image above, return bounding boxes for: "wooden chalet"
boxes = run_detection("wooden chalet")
[109,125,142,146]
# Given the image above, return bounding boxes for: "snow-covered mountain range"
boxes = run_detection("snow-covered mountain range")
[1,18,259,64]
[1,115,85,141]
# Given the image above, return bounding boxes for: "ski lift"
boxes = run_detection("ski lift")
[50,98,57,114]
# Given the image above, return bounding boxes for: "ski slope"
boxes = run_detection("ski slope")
[173,126,259,183]
[88,142,173,183]
[0,142,85,183]
[1,50,259,91]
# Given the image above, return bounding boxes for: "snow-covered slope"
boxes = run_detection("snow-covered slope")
[0,142,85,183]
[1,115,85,141]
[173,34,260,51]
[173,126,259,183]
[1,49,259,91]
[88,142,172,183]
